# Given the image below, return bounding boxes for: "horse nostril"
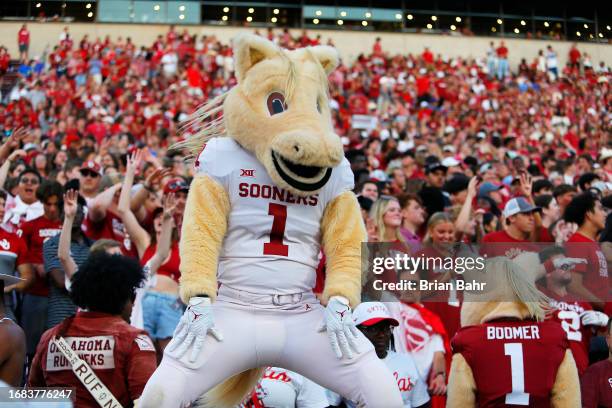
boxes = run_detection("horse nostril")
[293,145,300,153]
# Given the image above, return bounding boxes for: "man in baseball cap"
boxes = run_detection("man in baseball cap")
[163,178,189,231]
[79,160,102,203]
[482,197,542,253]
[351,302,430,408]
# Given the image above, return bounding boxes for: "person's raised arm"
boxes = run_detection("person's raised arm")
[88,182,121,223]
[130,167,170,213]
[0,150,26,190]
[0,127,27,163]
[517,172,542,242]
[146,193,176,276]
[455,177,479,234]
[116,149,150,258]
[58,190,78,281]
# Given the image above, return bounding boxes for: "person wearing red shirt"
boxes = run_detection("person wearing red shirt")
[416,70,431,105]
[0,191,34,322]
[481,197,542,258]
[19,181,63,362]
[538,246,608,375]
[568,43,581,70]
[451,318,575,407]
[28,252,157,407]
[85,177,136,258]
[117,151,183,358]
[347,92,369,115]
[0,46,10,75]
[373,37,383,57]
[495,41,508,80]
[422,47,434,65]
[581,319,612,408]
[564,192,609,309]
[17,24,30,62]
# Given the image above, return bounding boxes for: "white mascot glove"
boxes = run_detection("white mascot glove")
[167,296,223,362]
[317,296,361,360]
[553,257,587,271]
[580,310,609,327]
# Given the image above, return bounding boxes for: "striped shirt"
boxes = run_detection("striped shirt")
[43,235,91,329]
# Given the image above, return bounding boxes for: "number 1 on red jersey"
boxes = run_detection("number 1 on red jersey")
[504,343,530,406]
[264,203,289,256]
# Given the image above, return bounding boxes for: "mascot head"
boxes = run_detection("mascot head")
[181,33,343,196]
[460,255,549,327]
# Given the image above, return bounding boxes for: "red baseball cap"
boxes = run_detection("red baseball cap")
[80,160,102,175]
[163,178,189,194]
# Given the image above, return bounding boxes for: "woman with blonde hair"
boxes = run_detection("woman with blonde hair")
[368,195,405,243]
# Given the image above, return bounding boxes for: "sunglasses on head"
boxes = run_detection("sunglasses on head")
[167,180,187,191]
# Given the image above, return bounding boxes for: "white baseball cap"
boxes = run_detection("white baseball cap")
[442,157,461,167]
[353,302,399,327]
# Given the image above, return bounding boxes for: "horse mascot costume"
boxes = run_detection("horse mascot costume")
[447,255,581,407]
[138,33,404,408]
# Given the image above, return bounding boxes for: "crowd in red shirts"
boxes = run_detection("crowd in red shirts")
[0,24,611,407]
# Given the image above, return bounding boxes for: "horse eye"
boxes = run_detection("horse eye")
[316,99,322,114]
[267,92,287,116]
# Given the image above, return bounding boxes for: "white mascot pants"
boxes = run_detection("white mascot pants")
[139,285,404,408]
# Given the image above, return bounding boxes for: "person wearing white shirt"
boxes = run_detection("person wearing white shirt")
[332,302,430,408]
[0,167,43,228]
[546,45,559,80]
[240,367,331,408]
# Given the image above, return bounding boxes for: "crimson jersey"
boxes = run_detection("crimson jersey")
[480,230,540,259]
[452,320,569,407]
[565,233,609,301]
[83,210,138,258]
[0,226,27,276]
[539,287,592,375]
[28,311,157,407]
[19,216,62,297]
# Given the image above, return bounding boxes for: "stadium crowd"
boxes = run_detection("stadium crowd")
[0,23,611,407]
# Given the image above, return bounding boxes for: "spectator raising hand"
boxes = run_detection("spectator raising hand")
[57,189,79,281]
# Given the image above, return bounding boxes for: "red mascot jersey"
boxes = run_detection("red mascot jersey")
[452,320,570,407]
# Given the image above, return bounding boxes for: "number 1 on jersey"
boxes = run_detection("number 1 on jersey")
[504,343,530,406]
[264,203,289,256]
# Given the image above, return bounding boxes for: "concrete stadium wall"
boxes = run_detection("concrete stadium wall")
[1,21,610,69]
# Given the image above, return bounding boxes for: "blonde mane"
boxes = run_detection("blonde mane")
[173,45,332,163]
[503,257,550,321]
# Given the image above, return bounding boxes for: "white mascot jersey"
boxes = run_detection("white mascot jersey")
[195,137,354,295]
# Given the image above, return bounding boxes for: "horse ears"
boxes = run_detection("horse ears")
[233,34,278,82]
[309,46,340,75]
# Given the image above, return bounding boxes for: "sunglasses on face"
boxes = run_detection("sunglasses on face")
[20,177,40,185]
[81,170,100,178]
